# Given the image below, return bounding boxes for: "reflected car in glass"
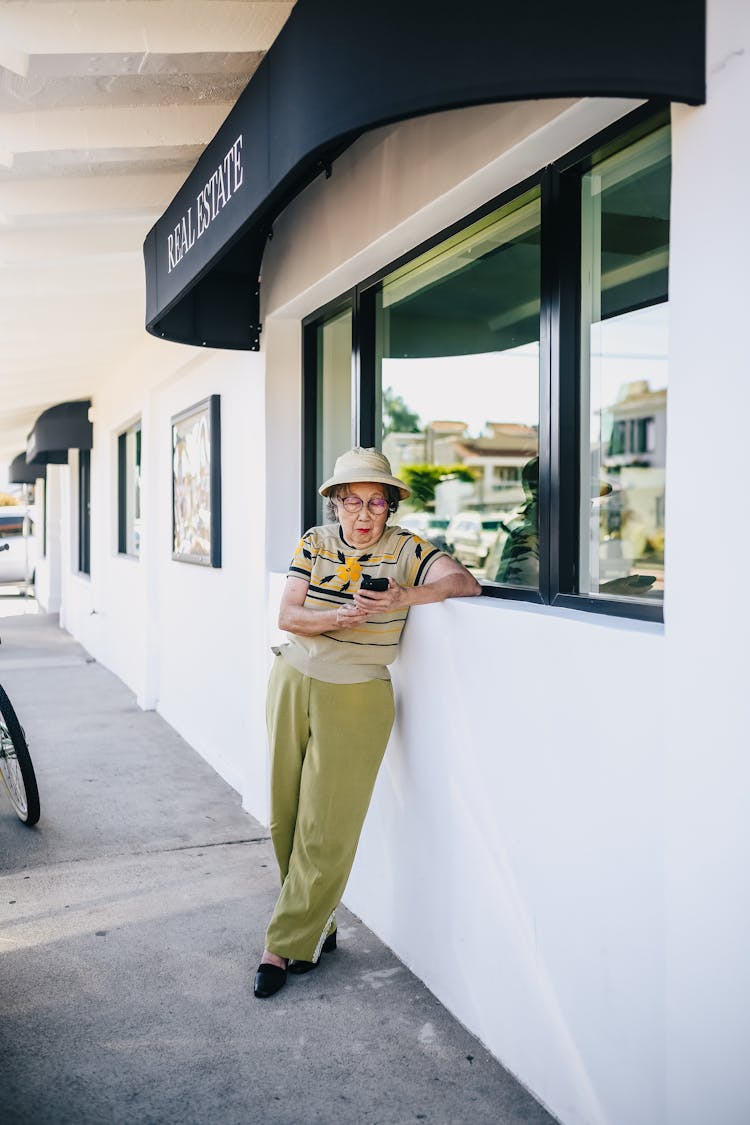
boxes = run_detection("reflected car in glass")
[444,511,510,570]
[398,513,450,550]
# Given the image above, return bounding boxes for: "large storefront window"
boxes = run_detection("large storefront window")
[375,191,541,586]
[579,126,669,604]
[303,108,669,621]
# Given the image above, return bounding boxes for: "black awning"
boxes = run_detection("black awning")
[143,0,705,352]
[27,400,93,467]
[9,453,46,483]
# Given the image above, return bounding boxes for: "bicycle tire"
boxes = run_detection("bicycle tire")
[0,682,40,826]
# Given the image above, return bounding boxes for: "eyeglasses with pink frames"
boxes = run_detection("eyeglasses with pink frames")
[338,496,389,514]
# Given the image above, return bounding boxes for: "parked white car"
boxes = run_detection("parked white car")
[398,512,450,550]
[0,506,40,585]
[444,510,511,570]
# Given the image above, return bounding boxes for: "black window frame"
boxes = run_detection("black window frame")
[78,448,91,576]
[117,420,142,557]
[302,290,357,531]
[302,102,668,624]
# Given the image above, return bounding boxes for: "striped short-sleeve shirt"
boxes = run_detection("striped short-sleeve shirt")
[276,522,445,683]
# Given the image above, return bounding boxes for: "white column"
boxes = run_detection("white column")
[138,391,160,710]
[665,2,750,1122]
[35,465,63,613]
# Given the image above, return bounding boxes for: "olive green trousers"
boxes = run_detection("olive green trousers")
[264,655,395,962]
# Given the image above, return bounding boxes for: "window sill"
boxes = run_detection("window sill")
[551,591,663,625]
[460,586,664,635]
[474,580,663,625]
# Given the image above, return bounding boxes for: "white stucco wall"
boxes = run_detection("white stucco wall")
[58,334,270,810]
[352,601,664,1125]
[665,3,750,1123]
[153,350,267,800]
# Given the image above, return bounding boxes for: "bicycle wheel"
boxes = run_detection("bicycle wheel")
[0,682,40,826]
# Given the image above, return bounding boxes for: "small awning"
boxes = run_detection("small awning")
[9,453,46,484]
[143,0,705,352]
[27,400,93,467]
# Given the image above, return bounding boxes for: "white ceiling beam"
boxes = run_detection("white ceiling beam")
[1,149,202,181]
[0,260,143,297]
[0,103,231,155]
[0,2,296,75]
[0,366,136,385]
[0,43,29,78]
[0,222,157,262]
[0,170,188,218]
[0,304,142,331]
[0,369,126,396]
[0,292,142,321]
[9,50,264,81]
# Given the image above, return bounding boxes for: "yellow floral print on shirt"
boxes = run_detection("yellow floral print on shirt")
[291,537,313,569]
[336,557,362,588]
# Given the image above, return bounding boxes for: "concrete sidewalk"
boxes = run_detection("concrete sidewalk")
[0,613,557,1125]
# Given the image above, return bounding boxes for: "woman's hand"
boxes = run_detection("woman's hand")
[278,576,372,636]
[352,557,481,617]
[353,579,409,614]
[334,601,376,629]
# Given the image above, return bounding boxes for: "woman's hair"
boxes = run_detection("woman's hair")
[325,484,401,522]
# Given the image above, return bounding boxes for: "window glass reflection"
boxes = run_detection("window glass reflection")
[376,190,541,585]
[316,308,353,526]
[118,423,142,556]
[580,126,670,602]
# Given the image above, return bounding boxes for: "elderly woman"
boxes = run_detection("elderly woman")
[254,447,480,998]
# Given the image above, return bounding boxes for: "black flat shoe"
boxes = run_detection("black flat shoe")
[254,962,287,998]
[288,931,337,975]
[287,958,318,975]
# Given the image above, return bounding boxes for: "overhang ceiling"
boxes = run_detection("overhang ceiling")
[0,0,296,465]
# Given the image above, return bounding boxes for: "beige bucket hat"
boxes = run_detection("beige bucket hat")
[318,447,411,499]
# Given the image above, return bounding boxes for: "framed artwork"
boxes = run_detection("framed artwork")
[171,394,221,567]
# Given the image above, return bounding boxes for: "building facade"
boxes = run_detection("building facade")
[14,2,750,1124]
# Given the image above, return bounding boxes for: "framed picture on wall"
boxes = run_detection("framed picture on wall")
[171,394,222,567]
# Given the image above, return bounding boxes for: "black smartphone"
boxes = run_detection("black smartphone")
[360,574,389,592]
